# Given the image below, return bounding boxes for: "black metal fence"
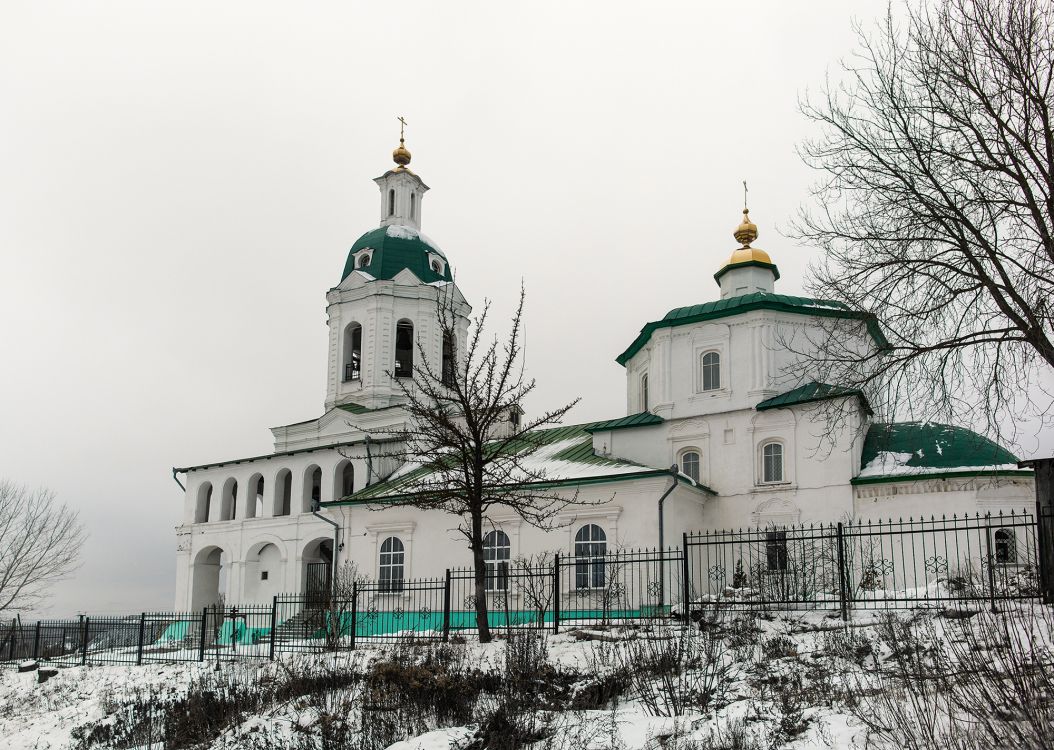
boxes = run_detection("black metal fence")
[1,510,1044,669]
[685,510,1042,616]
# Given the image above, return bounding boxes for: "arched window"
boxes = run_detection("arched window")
[483,530,511,591]
[343,323,362,382]
[357,253,371,269]
[761,442,784,484]
[303,465,322,512]
[640,373,649,412]
[680,450,700,482]
[410,192,416,220]
[395,320,414,378]
[275,469,292,516]
[195,483,213,523]
[574,524,607,589]
[221,479,238,521]
[341,462,355,498]
[995,529,1017,564]
[701,351,721,391]
[379,536,405,592]
[442,332,455,387]
[250,476,264,518]
[388,189,395,217]
[431,259,442,274]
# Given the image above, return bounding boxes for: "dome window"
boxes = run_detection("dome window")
[357,253,372,269]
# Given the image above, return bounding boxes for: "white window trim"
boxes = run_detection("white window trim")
[354,248,374,269]
[427,252,446,276]
[677,447,702,482]
[367,522,415,592]
[692,339,729,396]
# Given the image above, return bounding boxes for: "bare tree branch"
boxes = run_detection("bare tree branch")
[350,285,582,642]
[0,481,86,615]
[791,0,1054,444]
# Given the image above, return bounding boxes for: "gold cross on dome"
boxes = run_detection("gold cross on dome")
[398,116,407,141]
[743,180,749,211]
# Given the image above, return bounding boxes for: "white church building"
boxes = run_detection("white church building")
[172,137,1034,611]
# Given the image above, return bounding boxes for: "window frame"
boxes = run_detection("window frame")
[483,530,511,591]
[759,441,786,485]
[379,536,405,593]
[679,449,701,482]
[994,528,1017,565]
[640,372,649,412]
[574,524,608,590]
[700,350,721,392]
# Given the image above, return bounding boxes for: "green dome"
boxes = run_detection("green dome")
[340,225,452,284]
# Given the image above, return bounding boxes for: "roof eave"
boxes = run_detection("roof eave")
[850,468,1033,486]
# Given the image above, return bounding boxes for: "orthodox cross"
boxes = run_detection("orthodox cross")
[743,180,749,211]
[398,116,407,141]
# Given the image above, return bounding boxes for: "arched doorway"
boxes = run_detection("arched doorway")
[191,546,229,610]
[302,538,333,604]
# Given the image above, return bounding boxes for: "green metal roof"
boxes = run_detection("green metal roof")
[584,411,665,433]
[339,225,453,284]
[853,422,1030,485]
[616,292,888,366]
[756,382,871,415]
[326,420,716,504]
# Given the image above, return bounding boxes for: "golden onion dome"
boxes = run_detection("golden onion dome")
[733,208,758,246]
[724,208,771,264]
[726,245,774,265]
[392,137,412,168]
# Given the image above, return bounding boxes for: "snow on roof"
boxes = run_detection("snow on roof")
[856,451,1022,479]
[334,423,681,503]
[385,224,443,255]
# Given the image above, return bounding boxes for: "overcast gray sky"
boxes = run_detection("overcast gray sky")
[2,1,1050,617]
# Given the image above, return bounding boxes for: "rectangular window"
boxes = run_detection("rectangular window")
[261,571,268,581]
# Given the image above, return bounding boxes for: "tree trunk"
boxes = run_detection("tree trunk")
[470,509,492,643]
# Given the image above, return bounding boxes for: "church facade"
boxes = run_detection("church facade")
[172,138,1034,611]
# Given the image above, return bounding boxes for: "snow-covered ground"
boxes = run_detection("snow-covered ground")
[1,605,1050,749]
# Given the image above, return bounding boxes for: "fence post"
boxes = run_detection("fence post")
[349,584,358,651]
[80,616,89,665]
[984,515,998,613]
[268,596,279,661]
[198,608,208,662]
[681,533,691,622]
[552,553,561,634]
[8,619,15,661]
[33,621,41,661]
[136,613,146,666]
[442,570,451,642]
[836,523,849,622]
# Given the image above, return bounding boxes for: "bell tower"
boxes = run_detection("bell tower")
[323,124,472,412]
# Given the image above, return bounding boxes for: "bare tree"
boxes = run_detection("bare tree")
[366,286,581,642]
[793,0,1054,440]
[0,481,86,614]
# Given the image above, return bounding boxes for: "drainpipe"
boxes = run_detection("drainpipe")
[657,465,680,612]
[657,464,680,552]
[311,501,340,604]
[171,468,186,492]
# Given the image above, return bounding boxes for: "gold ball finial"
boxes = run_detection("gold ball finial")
[392,115,411,168]
[734,208,758,247]
[392,138,412,167]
